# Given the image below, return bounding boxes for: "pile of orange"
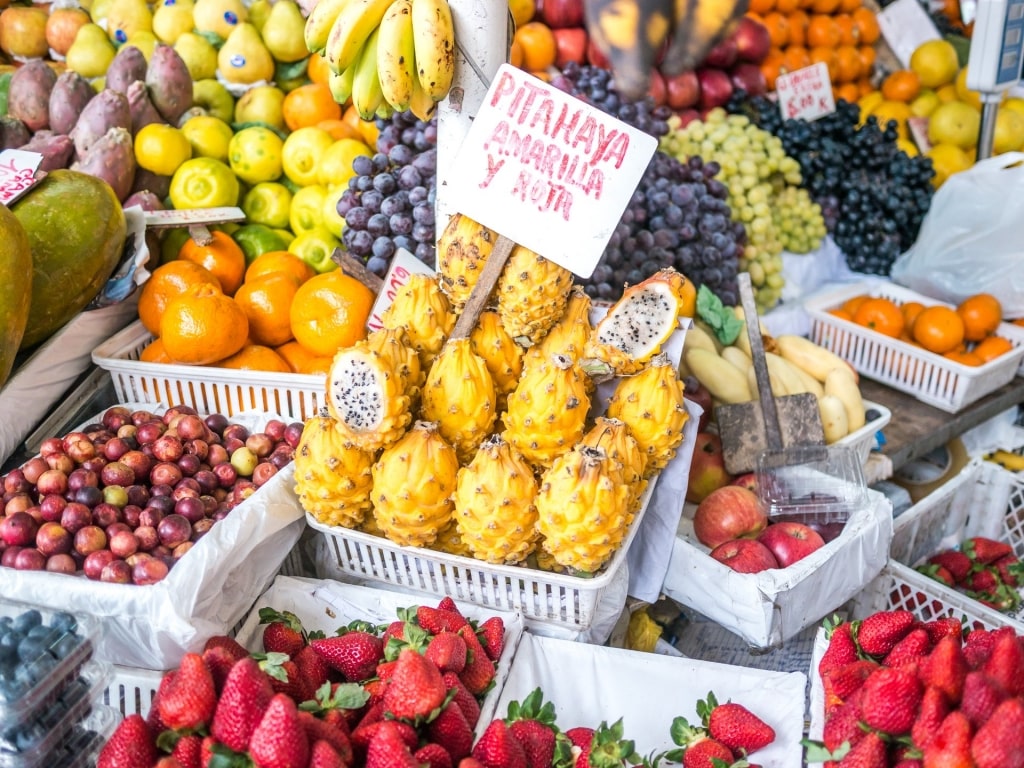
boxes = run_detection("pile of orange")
[136,240,375,375]
[830,292,1016,366]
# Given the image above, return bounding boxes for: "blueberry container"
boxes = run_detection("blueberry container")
[51,706,122,768]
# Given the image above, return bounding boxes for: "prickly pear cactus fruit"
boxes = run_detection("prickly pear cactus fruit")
[293,415,375,529]
[326,342,413,453]
[380,273,455,369]
[470,311,524,413]
[436,213,498,314]
[496,245,573,345]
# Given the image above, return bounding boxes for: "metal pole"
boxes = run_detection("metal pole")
[977,95,1001,161]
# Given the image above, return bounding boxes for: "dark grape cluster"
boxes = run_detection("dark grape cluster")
[579,150,745,305]
[336,111,438,276]
[551,62,674,139]
[727,92,935,275]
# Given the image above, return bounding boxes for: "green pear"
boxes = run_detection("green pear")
[152,0,195,44]
[234,84,286,130]
[218,22,275,85]
[65,23,117,79]
[174,31,218,80]
[260,0,307,62]
[105,0,153,45]
[192,0,247,41]
[191,78,237,123]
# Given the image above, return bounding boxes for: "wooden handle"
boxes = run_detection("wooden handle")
[448,233,514,340]
[738,272,784,453]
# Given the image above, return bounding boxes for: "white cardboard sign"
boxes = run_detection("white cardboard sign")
[878,0,942,68]
[366,247,434,331]
[0,150,43,206]
[776,62,836,122]
[442,64,658,279]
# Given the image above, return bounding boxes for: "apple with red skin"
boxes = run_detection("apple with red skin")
[553,27,587,69]
[540,0,583,28]
[585,37,610,69]
[665,70,701,111]
[709,538,779,573]
[696,68,734,111]
[732,15,771,64]
[686,432,733,504]
[729,62,767,97]
[757,521,826,567]
[703,37,738,69]
[730,473,758,494]
[648,68,668,107]
[693,485,767,548]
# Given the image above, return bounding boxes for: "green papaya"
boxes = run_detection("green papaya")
[0,205,33,388]
[13,170,127,350]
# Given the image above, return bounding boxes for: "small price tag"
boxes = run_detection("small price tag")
[443,64,657,279]
[0,150,43,206]
[775,63,836,122]
[143,206,247,230]
[877,0,941,67]
[366,248,435,331]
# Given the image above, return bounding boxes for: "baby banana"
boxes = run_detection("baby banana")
[329,65,356,104]
[377,0,416,112]
[304,0,355,54]
[351,27,385,119]
[409,72,438,121]
[411,0,455,100]
[324,0,397,74]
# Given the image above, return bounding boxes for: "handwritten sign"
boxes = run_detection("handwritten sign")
[776,63,836,122]
[0,150,43,206]
[143,206,247,229]
[443,64,657,279]
[366,248,435,331]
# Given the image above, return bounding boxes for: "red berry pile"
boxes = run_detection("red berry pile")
[916,537,1024,613]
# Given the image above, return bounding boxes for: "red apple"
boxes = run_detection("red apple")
[693,486,767,548]
[665,70,701,111]
[540,0,583,28]
[757,521,826,567]
[703,37,738,69]
[709,538,779,573]
[729,62,767,97]
[696,68,733,111]
[552,27,587,69]
[730,473,758,494]
[674,108,701,127]
[732,15,771,64]
[585,37,610,69]
[648,67,667,107]
[686,432,733,504]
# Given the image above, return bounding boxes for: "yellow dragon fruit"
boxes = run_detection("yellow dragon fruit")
[528,285,593,366]
[583,268,694,375]
[436,213,498,313]
[380,273,455,369]
[453,434,539,565]
[606,352,689,476]
[428,521,474,558]
[371,421,459,547]
[293,415,374,529]
[363,325,424,401]
[470,311,524,412]
[580,417,648,506]
[502,353,590,468]
[536,445,633,573]
[496,245,573,345]
[420,337,497,463]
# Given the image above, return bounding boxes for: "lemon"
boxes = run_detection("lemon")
[272,228,296,246]
[317,137,372,188]
[288,226,341,273]
[870,100,912,140]
[181,115,233,162]
[281,127,334,187]
[954,67,982,111]
[909,39,960,90]
[228,126,284,185]
[151,0,194,43]
[170,157,240,209]
[134,123,193,176]
[1003,97,1024,118]
[926,143,971,188]
[290,184,328,235]
[242,181,293,229]
[909,89,940,118]
[993,109,1024,154]
[321,185,347,238]
[928,100,981,149]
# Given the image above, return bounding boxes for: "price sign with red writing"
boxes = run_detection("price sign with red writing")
[366,247,435,331]
[442,64,657,278]
[0,150,43,206]
[775,62,836,122]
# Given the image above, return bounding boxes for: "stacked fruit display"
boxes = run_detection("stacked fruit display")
[0,405,303,585]
[810,610,1024,767]
[915,537,1024,614]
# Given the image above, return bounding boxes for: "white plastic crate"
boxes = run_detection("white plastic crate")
[101,665,162,719]
[836,399,891,467]
[92,321,327,421]
[805,283,1024,412]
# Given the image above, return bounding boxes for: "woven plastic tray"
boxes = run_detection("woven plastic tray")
[804,282,1024,412]
[92,321,327,421]
[836,399,891,467]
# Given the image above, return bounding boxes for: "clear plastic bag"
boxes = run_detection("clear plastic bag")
[890,152,1024,317]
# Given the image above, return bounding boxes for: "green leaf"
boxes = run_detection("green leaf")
[696,285,743,346]
[230,121,290,142]
[802,737,850,763]
[275,57,309,82]
[197,30,225,48]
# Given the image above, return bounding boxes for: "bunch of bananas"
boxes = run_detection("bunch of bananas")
[305,0,455,120]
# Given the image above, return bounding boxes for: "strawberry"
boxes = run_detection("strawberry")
[426,631,468,674]
[199,736,216,768]
[155,758,181,768]
[311,632,384,683]
[922,617,963,645]
[916,563,956,588]
[917,634,967,704]
[822,689,865,752]
[443,670,481,728]
[960,671,1007,729]
[298,680,369,733]
[969,696,1024,768]
[911,686,949,750]
[884,627,932,669]
[982,627,1024,696]
[376,659,399,680]
[822,661,879,713]
[854,610,916,658]
[472,720,529,768]
[201,645,240,695]
[249,694,310,768]
[211,656,274,752]
[993,554,1024,586]
[170,734,202,768]
[459,760,487,768]
[927,551,973,583]
[477,617,505,662]
[350,702,387,758]
[202,635,249,662]
[964,628,996,669]
[259,608,307,658]
[504,688,570,768]
[418,606,469,634]
[891,761,923,768]
[147,671,175,733]
[696,692,775,755]
[365,720,422,768]
[836,731,887,768]
[437,597,462,614]
[563,727,594,751]
[427,700,475,763]
[860,666,922,735]
[963,567,1001,594]
[381,620,406,646]
[963,537,1013,565]
[297,710,354,764]
[416,743,455,768]
[294,645,331,693]
[976,583,1022,612]
[258,653,311,703]
[921,710,973,768]
[158,653,217,732]
[307,740,345,768]
[383,647,448,721]
[457,624,495,695]
[98,714,157,768]
[681,738,734,768]
[819,620,859,679]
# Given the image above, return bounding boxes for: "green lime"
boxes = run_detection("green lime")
[232,223,290,264]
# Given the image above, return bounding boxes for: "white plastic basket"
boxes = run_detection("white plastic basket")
[305,480,656,631]
[101,665,163,719]
[805,283,1024,412]
[836,399,891,467]
[92,321,327,421]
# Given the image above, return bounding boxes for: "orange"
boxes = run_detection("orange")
[810,46,838,81]
[834,82,860,103]
[944,349,983,366]
[775,0,799,14]
[509,38,525,69]
[972,335,1014,363]
[246,250,316,285]
[828,308,853,321]
[763,12,790,47]
[177,231,247,297]
[782,46,811,73]
[788,10,809,46]
[212,344,292,373]
[513,21,556,72]
[761,49,786,89]
[289,270,375,357]
[748,0,775,15]
[811,0,841,12]
[857,78,874,97]
[282,83,343,132]
[858,45,876,76]
[835,47,862,84]
[275,340,318,372]
[852,7,879,44]
[881,70,922,102]
[839,0,861,11]
[138,260,222,336]
[901,301,925,333]
[160,283,250,365]
[316,118,364,142]
[807,15,840,48]
[956,293,1002,341]
[841,294,869,316]
[834,13,857,45]
[306,51,331,87]
[913,305,965,354]
[234,272,301,347]
[853,297,904,337]
[139,337,172,363]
